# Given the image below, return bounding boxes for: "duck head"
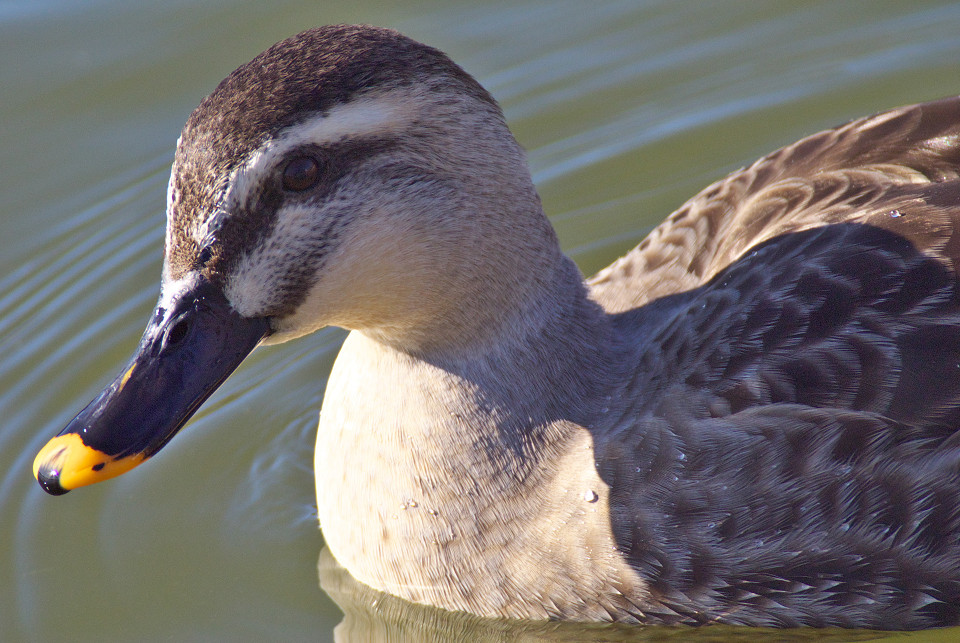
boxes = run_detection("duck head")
[34,25,556,495]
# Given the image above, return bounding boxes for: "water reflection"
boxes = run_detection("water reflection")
[318,549,896,643]
[6,1,960,640]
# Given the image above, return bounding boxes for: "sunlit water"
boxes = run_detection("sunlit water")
[3,1,960,640]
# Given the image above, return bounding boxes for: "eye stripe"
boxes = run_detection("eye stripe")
[186,90,421,255]
[201,135,402,290]
[170,90,428,289]
[237,90,418,189]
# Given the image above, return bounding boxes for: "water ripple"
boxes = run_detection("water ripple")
[5,2,960,640]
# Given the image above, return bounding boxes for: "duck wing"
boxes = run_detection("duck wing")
[590,97,960,628]
[589,95,960,310]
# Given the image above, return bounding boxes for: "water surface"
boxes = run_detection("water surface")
[3,1,960,640]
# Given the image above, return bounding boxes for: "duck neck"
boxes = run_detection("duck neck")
[375,236,619,429]
[315,242,637,618]
[356,181,592,359]
[437,254,616,423]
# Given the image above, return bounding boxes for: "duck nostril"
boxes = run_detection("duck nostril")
[164,317,190,350]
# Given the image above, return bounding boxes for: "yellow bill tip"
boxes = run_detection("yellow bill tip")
[33,434,146,495]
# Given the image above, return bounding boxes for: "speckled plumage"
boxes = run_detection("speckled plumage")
[176,28,960,628]
[587,100,960,627]
[297,33,958,624]
[44,25,960,629]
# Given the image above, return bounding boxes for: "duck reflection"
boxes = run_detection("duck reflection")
[317,548,896,643]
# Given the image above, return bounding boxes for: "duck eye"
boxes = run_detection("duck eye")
[281,156,322,192]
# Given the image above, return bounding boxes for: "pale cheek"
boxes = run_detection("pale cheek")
[224,259,279,318]
[224,203,330,318]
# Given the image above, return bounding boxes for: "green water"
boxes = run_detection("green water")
[2,1,960,640]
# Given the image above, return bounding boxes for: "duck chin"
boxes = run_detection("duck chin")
[259,320,326,346]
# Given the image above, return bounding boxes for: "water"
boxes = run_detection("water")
[2,1,960,640]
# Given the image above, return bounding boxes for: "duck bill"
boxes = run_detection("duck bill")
[33,278,270,495]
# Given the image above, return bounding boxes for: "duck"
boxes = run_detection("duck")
[31,24,960,630]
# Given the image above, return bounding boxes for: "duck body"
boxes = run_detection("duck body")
[317,103,960,626]
[33,25,960,629]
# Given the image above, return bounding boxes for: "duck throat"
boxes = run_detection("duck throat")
[313,256,647,619]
